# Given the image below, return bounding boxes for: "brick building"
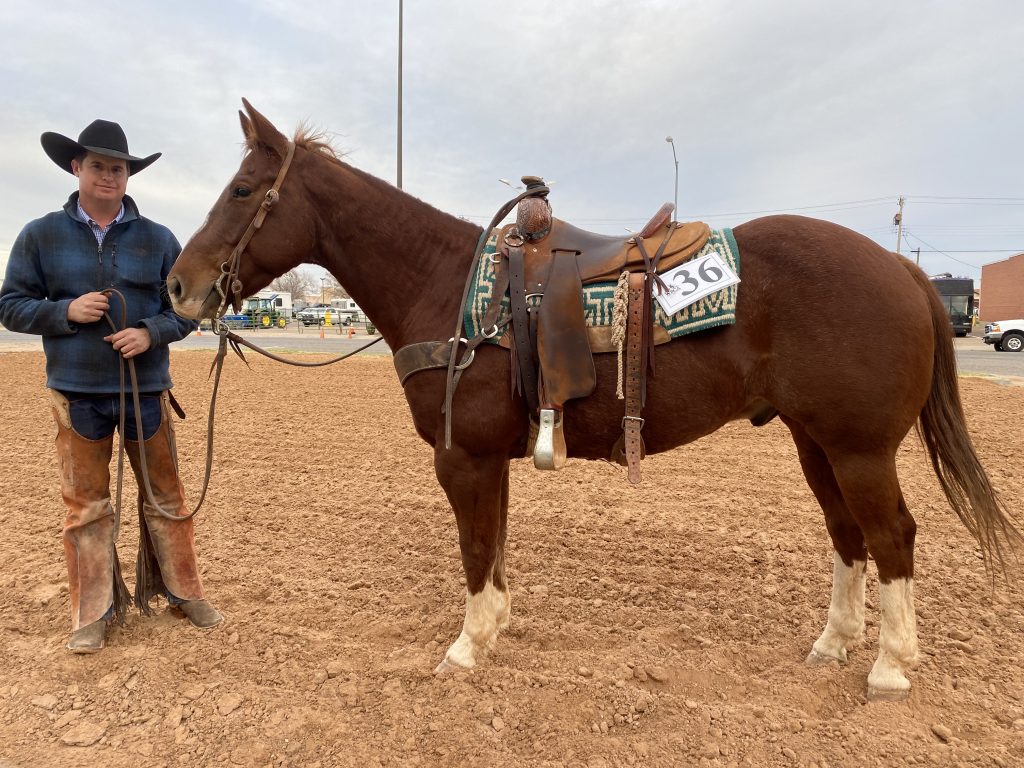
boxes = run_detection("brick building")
[979,252,1024,321]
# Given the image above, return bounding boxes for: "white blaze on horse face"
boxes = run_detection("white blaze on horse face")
[808,553,866,663]
[867,578,918,699]
[438,582,509,670]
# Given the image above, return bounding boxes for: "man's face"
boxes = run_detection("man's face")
[71,152,128,204]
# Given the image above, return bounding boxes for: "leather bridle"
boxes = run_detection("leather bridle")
[214,140,297,317]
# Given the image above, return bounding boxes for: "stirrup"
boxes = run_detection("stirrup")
[533,408,567,470]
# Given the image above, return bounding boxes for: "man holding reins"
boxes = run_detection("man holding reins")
[0,119,222,652]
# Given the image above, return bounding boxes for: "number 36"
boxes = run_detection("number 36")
[670,258,724,296]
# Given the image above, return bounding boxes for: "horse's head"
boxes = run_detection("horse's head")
[168,99,316,320]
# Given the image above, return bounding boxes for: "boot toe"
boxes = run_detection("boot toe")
[67,619,106,654]
[179,599,224,629]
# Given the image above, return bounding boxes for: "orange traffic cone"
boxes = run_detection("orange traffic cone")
[319,325,325,340]
[195,325,202,336]
[347,327,354,339]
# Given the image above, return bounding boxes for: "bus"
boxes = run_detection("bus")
[929,276,974,337]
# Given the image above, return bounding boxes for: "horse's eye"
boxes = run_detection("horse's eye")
[232,187,251,199]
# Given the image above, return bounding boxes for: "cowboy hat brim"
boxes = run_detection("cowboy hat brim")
[41,131,161,175]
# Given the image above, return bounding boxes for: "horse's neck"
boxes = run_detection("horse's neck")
[307,160,481,348]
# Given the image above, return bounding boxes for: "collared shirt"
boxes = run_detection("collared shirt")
[76,200,125,246]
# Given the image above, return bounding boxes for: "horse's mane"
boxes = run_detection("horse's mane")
[293,125,346,165]
[242,124,346,166]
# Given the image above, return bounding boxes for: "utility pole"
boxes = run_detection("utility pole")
[893,195,905,254]
[396,0,403,190]
[911,247,920,265]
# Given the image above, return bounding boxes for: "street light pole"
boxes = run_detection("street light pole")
[397,0,403,190]
[320,277,326,305]
[665,136,679,221]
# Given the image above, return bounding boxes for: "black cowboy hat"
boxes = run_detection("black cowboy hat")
[41,119,161,175]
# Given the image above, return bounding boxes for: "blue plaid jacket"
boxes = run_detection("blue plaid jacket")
[0,192,196,393]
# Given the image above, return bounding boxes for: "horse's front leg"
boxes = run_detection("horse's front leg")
[433,445,511,672]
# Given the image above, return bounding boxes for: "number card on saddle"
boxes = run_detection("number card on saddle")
[491,177,711,475]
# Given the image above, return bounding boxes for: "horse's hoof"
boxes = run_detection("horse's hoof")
[434,656,469,675]
[867,685,911,702]
[805,649,844,666]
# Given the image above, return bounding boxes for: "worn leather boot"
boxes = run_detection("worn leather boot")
[124,394,207,610]
[52,393,118,633]
[179,599,224,629]
[67,619,107,653]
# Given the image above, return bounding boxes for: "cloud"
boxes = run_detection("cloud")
[1,0,1022,283]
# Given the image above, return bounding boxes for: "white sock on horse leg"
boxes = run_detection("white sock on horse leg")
[441,581,509,669]
[809,552,866,663]
[867,577,918,698]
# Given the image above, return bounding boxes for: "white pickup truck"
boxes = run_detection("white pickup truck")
[983,319,1024,352]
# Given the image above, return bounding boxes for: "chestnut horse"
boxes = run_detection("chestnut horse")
[168,101,1019,700]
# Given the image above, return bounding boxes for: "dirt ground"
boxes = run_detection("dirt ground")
[1,349,1023,768]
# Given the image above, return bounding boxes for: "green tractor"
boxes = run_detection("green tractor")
[242,295,288,328]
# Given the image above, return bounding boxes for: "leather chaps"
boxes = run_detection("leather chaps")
[50,390,204,630]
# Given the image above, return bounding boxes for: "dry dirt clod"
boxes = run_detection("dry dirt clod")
[60,721,106,747]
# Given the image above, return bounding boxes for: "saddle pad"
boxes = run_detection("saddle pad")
[464,228,740,344]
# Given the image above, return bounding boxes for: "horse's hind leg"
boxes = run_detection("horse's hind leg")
[432,446,511,672]
[828,449,919,701]
[784,418,867,665]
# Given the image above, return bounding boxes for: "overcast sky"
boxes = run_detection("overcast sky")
[2,1,1022,284]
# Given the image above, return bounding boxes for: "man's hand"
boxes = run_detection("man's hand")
[104,327,152,359]
[67,292,110,323]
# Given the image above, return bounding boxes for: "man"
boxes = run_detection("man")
[0,119,222,653]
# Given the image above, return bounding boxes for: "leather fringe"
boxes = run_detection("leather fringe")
[110,546,133,626]
[134,493,166,615]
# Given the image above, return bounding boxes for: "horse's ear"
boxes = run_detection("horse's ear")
[241,98,289,159]
[238,110,254,142]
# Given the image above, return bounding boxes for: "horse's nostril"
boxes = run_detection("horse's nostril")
[167,275,182,301]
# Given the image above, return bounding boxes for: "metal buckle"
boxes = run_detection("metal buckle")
[621,416,645,430]
[448,337,475,370]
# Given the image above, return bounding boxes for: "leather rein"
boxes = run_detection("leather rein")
[109,139,381,530]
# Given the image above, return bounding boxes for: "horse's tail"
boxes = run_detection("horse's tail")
[906,261,1022,575]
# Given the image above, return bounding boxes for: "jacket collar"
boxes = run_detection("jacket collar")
[62,191,140,225]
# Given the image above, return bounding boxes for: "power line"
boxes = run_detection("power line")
[910,195,1024,202]
[902,230,986,269]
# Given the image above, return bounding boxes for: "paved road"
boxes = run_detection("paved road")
[1,328,1022,380]
[0,326,393,356]
[952,335,1024,380]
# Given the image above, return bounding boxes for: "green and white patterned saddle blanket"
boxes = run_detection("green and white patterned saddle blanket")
[463,227,740,344]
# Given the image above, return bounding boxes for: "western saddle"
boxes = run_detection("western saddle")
[485,176,711,482]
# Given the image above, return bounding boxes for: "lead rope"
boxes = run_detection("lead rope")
[104,290,385,527]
